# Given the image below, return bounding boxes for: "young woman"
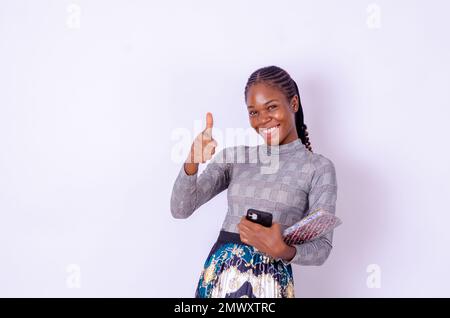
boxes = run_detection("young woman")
[170,65,338,298]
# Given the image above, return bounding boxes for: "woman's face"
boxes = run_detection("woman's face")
[246,83,299,146]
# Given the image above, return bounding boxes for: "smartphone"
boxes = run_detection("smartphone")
[246,208,273,227]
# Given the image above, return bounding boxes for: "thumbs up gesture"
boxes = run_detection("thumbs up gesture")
[186,112,218,164]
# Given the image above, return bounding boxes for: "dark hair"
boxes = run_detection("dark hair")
[244,65,312,152]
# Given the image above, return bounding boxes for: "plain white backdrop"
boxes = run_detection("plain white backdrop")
[1,0,449,297]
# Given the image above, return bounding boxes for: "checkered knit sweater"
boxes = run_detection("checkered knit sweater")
[170,138,338,266]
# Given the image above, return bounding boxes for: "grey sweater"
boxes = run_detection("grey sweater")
[170,138,338,266]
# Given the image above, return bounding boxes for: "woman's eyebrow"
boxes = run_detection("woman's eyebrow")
[247,99,279,109]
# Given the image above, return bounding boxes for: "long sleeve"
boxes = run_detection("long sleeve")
[170,148,232,219]
[282,157,338,266]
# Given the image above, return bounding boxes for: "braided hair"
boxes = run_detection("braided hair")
[244,65,313,152]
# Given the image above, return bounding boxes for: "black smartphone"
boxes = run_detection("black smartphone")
[246,208,273,227]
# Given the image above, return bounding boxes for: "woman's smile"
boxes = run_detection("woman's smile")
[259,123,281,140]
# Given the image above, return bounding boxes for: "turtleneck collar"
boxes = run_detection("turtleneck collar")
[258,138,306,155]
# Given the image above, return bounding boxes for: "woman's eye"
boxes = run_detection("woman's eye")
[249,111,257,116]
[268,105,277,110]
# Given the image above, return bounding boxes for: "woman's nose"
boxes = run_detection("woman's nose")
[258,112,272,126]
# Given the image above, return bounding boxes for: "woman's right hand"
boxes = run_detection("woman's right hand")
[184,112,218,174]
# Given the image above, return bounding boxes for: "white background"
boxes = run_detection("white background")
[1,0,449,297]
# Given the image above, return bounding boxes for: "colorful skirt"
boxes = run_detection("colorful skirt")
[195,230,295,298]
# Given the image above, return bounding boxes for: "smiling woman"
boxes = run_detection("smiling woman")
[245,67,312,150]
[170,66,338,298]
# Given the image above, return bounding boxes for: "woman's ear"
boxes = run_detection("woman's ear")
[290,96,299,112]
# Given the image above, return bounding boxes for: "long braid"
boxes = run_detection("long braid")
[244,66,313,152]
[291,80,312,152]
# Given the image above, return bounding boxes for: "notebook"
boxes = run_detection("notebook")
[283,208,342,246]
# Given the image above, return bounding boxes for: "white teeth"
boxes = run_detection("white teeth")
[261,125,279,133]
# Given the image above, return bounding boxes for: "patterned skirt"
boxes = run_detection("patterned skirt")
[195,230,295,298]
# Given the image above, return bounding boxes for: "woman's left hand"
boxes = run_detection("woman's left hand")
[237,216,292,260]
